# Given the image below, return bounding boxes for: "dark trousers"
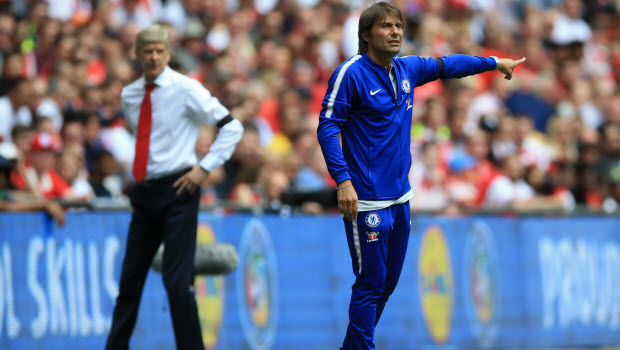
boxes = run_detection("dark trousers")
[105,171,203,350]
[340,202,411,350]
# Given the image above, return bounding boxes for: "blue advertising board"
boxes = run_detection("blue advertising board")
[0,212,619,349]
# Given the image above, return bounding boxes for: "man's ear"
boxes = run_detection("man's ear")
[361,32,369,44]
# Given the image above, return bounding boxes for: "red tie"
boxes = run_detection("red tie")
[132,83,155,182]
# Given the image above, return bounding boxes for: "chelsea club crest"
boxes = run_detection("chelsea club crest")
[365,212,381,228]
[401,78,411,93]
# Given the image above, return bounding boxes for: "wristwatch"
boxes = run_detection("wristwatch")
[490,56,500,70]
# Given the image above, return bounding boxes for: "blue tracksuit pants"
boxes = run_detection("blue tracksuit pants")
[340,202,411,350]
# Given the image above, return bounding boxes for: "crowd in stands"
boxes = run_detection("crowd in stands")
[0,0,619,215]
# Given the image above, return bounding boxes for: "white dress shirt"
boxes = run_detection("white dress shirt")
[121,66,243,179]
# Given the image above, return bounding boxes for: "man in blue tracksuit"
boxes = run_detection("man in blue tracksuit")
[317,2,526,349]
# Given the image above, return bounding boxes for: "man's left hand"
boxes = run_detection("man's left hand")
[173,166,210,195]
[498,57,526,80]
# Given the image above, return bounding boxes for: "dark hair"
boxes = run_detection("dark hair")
[93,149,114,163]
[62,110,89,125]
[3,77,26,93]
[358,2,403,54]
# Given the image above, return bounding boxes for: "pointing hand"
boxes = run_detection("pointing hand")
[498,57,526,80]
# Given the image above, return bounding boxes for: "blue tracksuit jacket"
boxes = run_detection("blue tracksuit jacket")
[317,53,497,203]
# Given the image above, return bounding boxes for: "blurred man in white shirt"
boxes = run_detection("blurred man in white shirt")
[105,24,242,350]
[483,154,535,209]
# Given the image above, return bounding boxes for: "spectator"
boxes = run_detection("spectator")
[550,0,592,49]
[525,164,575,211]
[0,78,32,141]
[465,75,511,136]
[490,115,517,162]
[60,112,87,148]
[89,149,123,198]
[410,142,449,211]
[12,131,73,200]
[32,77,63,129]
[513,115,553,170]
[34,116,58,135]
[173,19,207,75]
[292,146,332,192]
[0,155,65,226]
[547,116,579,164]
[604,93,620,124]
[162,0,206,34]
[573,162,604,208]
[0,14,16,72]
[464,129,499,205]
[602,165,620,213]
[10,125,33,161]
[57,147,95,201]
[445,152,479,211]
[598,122,620,177]
[81,112,104,174]
[34,18,63,78]
[109,0,162,31]
[220,122,262,199]
[482,154,535,209]
[260,168,291,214]
[0,51,23,86]
[556,79,604,129]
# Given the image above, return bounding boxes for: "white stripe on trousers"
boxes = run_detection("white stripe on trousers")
[352,219,362,274]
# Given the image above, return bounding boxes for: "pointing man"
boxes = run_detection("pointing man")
[317,3,525,349]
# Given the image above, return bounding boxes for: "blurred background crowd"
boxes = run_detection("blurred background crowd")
[0,0,619,215]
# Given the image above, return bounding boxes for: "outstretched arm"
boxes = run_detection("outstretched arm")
[414,55,527,86]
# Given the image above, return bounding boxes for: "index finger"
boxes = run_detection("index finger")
[176,179,188,195]
[514,57,526,66]
[344,201,351,221]
[173,175,184,189]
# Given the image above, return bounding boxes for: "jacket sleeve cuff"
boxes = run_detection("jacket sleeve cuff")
[489,56,500,70]
[333,171,351,185]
